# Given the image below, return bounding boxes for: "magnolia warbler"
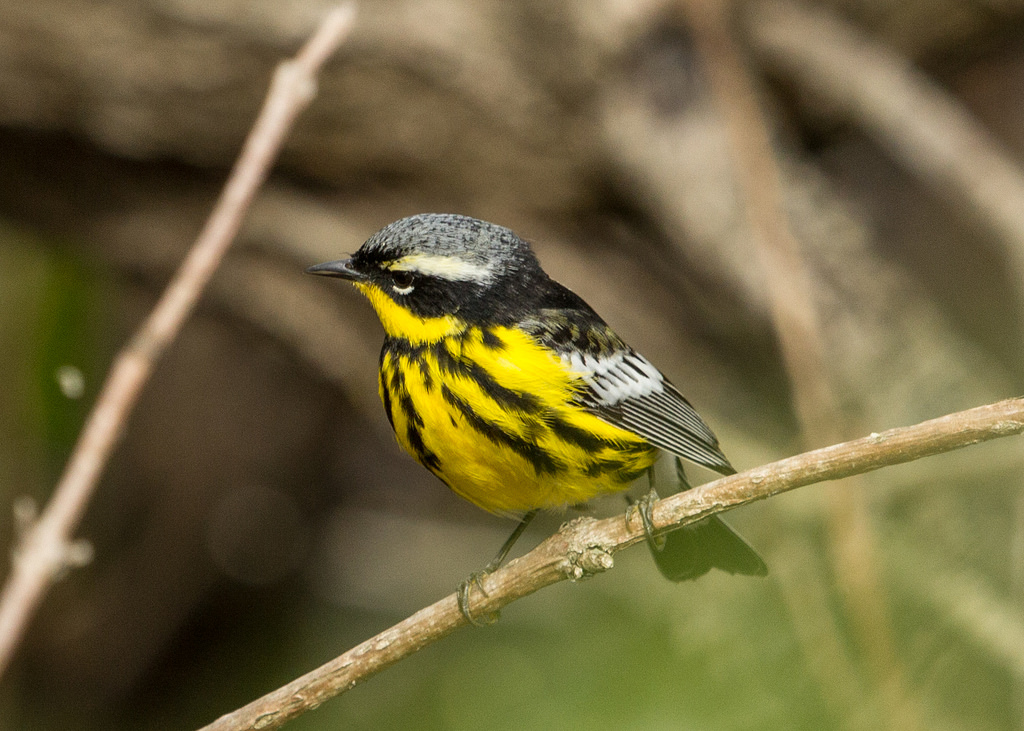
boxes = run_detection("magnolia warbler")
[309,214,765,619]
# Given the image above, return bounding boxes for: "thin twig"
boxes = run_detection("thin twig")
[744,6,1024,717]
[684,2,917,726]
[747,0,1024,333]
[0,4,357,680]
[684,0,833,436]
[199,397,1024,731]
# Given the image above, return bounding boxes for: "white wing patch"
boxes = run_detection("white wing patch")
[563,351,665,406]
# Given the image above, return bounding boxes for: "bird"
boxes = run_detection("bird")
[308,213,766,621]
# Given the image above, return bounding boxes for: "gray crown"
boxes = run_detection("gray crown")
[360,214,537,276]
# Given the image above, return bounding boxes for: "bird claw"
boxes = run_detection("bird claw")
[457,570,500,626]
[635,487,666,553]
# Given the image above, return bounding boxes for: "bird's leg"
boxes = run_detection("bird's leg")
[457,510,537,626]
[625,467,667,553]
[674,456,693,491]
[636,458,696,551]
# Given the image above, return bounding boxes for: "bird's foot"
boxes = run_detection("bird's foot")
[628,487,666,553]
[457,568,501,626]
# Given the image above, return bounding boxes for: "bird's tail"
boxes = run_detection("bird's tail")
[648,458,767,581]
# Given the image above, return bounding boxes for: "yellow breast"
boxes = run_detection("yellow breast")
[378,324,658,515]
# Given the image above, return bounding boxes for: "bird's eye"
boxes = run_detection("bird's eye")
[391,270,415,294]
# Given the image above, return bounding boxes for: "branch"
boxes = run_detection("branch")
[685,0,834,438]
[199,397,1024,731]
[684,1,912,725]
[747,0,1024,326]
[0,4,357,680]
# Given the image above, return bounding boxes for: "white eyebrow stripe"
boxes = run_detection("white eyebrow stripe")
[390,253,494,282]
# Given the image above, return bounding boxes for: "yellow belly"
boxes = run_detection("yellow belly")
[379,325,658,515]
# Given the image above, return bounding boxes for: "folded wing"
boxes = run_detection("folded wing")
[562,349,734,475]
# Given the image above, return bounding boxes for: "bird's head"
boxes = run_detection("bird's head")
[307,214,546,340]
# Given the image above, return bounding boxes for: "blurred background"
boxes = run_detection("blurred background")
[1,0,1023,728]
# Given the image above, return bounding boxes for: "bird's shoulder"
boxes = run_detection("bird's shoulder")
[519,309,626,361]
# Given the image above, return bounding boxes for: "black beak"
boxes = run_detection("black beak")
[306,258,365,281]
